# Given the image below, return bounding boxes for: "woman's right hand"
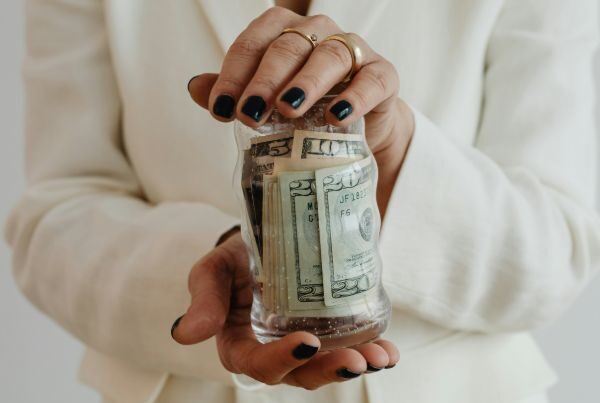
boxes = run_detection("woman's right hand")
[171,231,399,390]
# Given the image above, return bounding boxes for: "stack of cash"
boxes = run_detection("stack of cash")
[241,130,381,317]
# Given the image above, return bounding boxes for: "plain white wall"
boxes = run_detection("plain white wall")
[0,3,599,403]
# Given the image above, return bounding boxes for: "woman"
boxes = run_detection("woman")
[6,0,599,402]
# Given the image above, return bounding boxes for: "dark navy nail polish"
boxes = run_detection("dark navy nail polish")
[336,368,362,379]
[366,363,383,372]
[385,364,396,369]
[241,95,266,122]
[330,100,353,121]
[280,87,306,109]
[171,315,184,338]
[213,95,235,118]
[187,75,200,92]
[292,343,319,360]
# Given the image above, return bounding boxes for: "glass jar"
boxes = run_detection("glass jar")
[233,91,391,350]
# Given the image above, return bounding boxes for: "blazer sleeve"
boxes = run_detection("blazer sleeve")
[4,0,240,385]
[379,0,600,332]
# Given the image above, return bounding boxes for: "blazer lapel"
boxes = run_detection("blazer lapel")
[196,0,390,54]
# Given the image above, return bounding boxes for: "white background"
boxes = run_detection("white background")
[1,3,599,403]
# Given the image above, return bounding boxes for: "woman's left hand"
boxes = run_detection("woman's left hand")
[173,231,400,390]
[188,6,414,215]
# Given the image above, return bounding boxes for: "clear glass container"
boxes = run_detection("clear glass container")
[233,92,391,350]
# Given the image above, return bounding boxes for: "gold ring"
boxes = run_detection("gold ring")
[320,33,364,82]
[279,28,318,49]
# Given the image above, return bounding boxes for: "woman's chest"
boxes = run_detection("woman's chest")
[104,0,503,210]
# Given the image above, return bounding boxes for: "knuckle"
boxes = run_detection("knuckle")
[269,37,309,64]
[250,75,280,93]
[347,88,370,111]
[217,340,239,373]
[300,382,320,391]
[295,72,323,92]
[249,366,279,385]
[246,353,283,385]
[286,372,320,390]
[360,66,388,94]
[317,41,352,68]
[228,36,265,60]
[266,6,287,17]
[262,377,280,386]
[311,14,335,27]
[220,358,237,374]
[216,76,245,92]
[381,59,400,90]
[261,6,294,23]
[187,258,211,291]
[191,249,231,285]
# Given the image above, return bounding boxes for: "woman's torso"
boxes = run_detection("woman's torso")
[96,0,556,402]
[105,0,491,212]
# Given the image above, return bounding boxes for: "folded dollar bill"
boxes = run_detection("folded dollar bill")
[242,129,379,317]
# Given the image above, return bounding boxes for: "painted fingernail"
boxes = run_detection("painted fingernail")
[330,100,353,121]
[366,363,383,372]
[241,95,266,122]
[336,368,362,379]
[213,94,235,118]
[292,343,319,360]
[385,364,396,369]
[171,315,184,338]
[187,75,199,92]
[280,87,306,109]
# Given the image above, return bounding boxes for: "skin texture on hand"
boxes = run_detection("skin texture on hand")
[172,232,400,389]
[178,6,411,389]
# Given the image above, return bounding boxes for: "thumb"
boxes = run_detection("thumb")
[171,245,234,345]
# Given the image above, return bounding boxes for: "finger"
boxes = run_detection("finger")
[208,7,302,122]
[373,339,400,368]
[217,326,321,385]
[172,242,240,345]
[237,14,341,127]
[351,343,389,372]
[274,32,377,118]
[282,348,367,390]
[188,73,219,109]
[324,58,399,127]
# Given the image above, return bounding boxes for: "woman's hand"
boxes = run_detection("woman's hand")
[171,231,400,389]
[188,6,414,216]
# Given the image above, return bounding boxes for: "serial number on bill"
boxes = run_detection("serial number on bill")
[337,190,368,204]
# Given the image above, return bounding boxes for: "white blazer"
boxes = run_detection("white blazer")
[6,0,600,402]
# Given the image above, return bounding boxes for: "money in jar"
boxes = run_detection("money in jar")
[233,90,391,350]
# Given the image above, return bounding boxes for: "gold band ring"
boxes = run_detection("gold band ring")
[320,33,364,82]
[279,28,318,49]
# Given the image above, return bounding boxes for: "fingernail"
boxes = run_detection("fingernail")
[171,315,184,338]
[292,343,319,360]
[366,363,383,372]
[329,100,353,121]
[187,75,199,92]
[241,95,266,122]
[385,364,396,369]
[213,94,235,118]
[280,87,305,109]
[336,368,362,379]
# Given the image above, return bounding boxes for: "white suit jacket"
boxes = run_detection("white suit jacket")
[6,0,600,402]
